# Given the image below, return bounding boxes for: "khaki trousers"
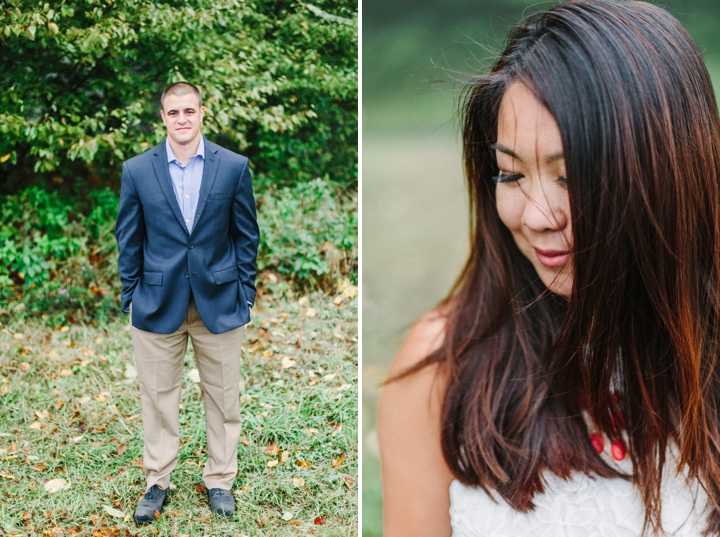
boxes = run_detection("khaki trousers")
[130,298,245,492]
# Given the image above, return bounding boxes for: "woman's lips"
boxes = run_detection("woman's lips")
[533,248,571,267]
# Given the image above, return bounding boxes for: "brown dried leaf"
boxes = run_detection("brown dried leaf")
[117,443,126,456]
[296,460,312,468]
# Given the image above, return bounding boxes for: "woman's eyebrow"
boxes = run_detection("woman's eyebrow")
[491,142,564,164]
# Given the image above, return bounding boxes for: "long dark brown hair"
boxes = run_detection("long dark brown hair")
[398,0,720,533]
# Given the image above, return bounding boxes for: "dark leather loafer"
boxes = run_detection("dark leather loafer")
[208,487,235,517]
[134,485,168,525]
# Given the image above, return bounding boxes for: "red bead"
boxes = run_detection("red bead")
[590,433,604,453]
[611,440,626,461]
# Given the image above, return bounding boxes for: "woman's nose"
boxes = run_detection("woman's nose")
[521,181,568,232]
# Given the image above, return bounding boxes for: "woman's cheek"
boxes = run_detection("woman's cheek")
[495,186,525,233]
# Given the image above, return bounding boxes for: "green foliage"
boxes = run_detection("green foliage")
[0,186,120,325]
[258,179,358,288]
[0,178,356,326]
[0,0,357,192]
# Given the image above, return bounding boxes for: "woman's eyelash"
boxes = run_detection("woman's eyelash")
[491,172,523,184]
[491,173,569,185]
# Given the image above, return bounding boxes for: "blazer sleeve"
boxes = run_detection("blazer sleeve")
[115,161,145,313]
[230,157,260,307]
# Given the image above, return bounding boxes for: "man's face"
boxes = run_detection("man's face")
[160,93,204,146]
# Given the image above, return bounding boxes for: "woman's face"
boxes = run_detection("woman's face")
[495,82,573,297]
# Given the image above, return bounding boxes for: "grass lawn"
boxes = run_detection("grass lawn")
[0,277,358,536]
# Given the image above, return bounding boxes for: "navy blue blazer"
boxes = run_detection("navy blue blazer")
[115,137,259,334]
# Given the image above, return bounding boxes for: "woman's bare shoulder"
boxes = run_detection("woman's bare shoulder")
[378,307,455,537]
[388,306,449,376]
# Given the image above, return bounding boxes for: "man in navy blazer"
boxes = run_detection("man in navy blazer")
[115,82,259,524]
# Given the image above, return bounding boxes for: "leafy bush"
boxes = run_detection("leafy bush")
[0,180,357,326]
[258,179,358,288]
[0,186,120,325]
[0,0,357,193]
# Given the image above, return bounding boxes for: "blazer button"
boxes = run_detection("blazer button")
[188,244,194,249]
[184,272,189,278]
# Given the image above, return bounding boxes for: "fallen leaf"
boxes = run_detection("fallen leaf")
[59,370,73,377]
[194,483,208,495]
[0,472,14,479]
[292,477,305,487]
[281,356,296,369]
[333,333,345,341]
[281,511,293,521]
[337,278,358,299]
[20,362,30,371]
[305,308,316,317]
[72,436,84,444]
[240,438,250,446]
[12,332,24,340]
[296,460,312,468]
[187,369,200,383]
[341,474,357,488]
[95,337,103,344]
[267,460,279,468]
[103,505,125,518]
[264,444,281,455]
[60,326,69,333]
[298,296,309,305]
[314,516,326,525]
[124,363,137,379]
[280,451,289,463]
[117,443,126,456]
[323,374,336,380]
[332,453,346,468]
[29,422,43,430]
[94,392,109,403]
[44,478,70,493]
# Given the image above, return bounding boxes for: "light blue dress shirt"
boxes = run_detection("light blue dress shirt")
[166,136,205,234]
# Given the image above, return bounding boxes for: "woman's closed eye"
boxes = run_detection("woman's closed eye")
[491,172,568,186]
[492,172,523,184]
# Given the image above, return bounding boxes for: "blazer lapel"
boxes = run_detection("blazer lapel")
[151,142,189,235]
[191,141,220,236]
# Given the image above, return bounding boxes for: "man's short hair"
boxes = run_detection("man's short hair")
[160,82,203,110]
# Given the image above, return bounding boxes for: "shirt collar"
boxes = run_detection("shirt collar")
[166,136,205,164]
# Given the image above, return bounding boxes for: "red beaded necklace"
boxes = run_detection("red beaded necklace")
[579,394,627,462]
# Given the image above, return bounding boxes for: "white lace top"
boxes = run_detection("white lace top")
[449,444,709,536]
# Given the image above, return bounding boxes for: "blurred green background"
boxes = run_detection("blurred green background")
[361,0,720,534]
